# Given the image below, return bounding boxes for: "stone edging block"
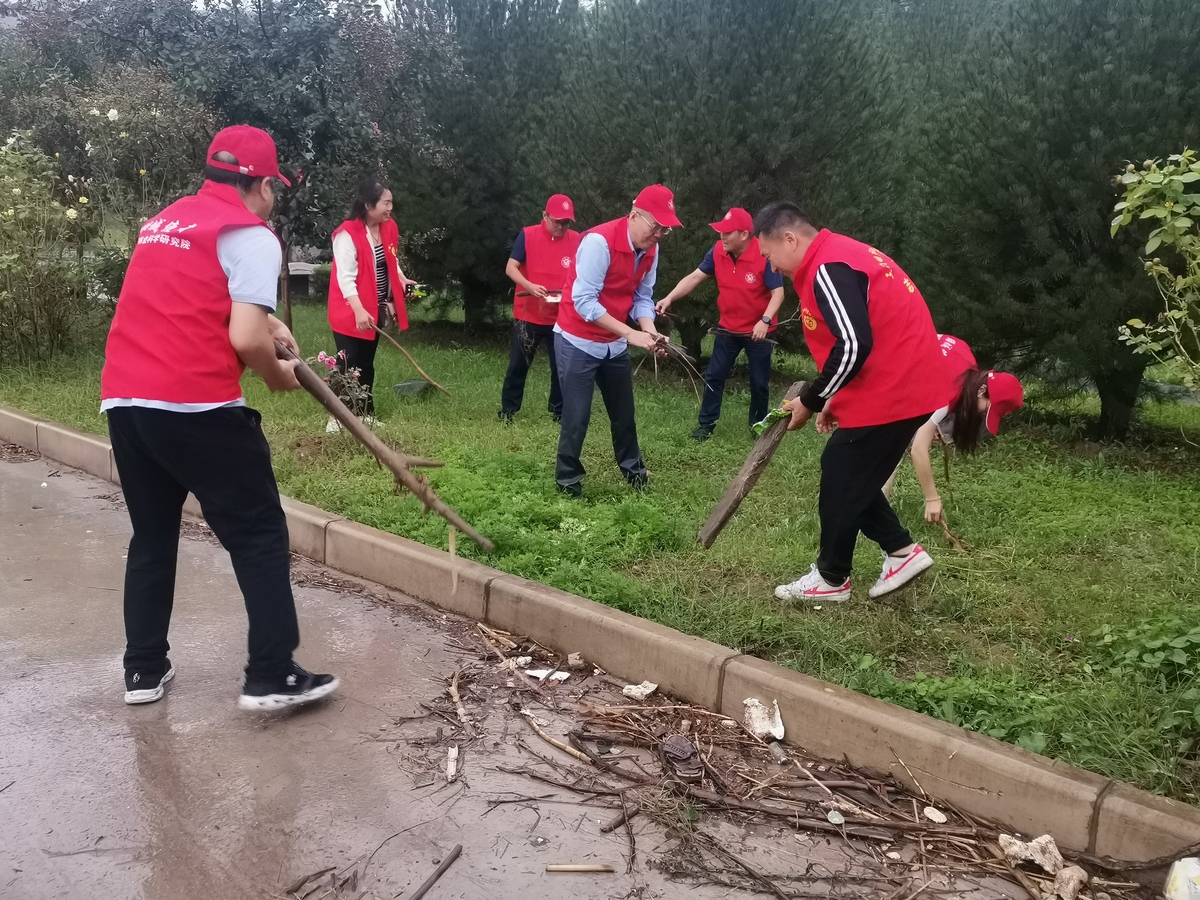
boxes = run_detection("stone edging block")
[6,403,1200,860]
[0,407,45,450]
[325,519,492,621]
[486,575,738,711]
[35,421,114,483]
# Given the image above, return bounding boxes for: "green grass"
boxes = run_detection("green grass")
[5,302,1200,801]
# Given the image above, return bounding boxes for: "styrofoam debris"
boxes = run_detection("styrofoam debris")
[1164,858,1200,900]
[515,656,533,668]
[825,810,845,825]
[922,806,947,824]
[998,833,1064,875]
[1052,865,1088,900]
[886,851,903,861]
[743,698,785,741]
[567,652,585,668]
[622,680,658,701]
[526,669,570,682]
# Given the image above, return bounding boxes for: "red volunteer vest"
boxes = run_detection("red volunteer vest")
[328,217,407,336]
[796,230,949,428]
[513,223,582,326]
[712,238,777,333]
[938,333,978,403]
[101,181,269,404]
[557,218,658,344]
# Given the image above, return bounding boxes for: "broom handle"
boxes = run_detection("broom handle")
[373,325,452,396]
[276,341,494,552]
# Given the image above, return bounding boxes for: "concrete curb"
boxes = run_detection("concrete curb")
[3,403,1199,861]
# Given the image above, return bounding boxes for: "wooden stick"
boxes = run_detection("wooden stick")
[546,864,615,873]
[520,711,593,765]
[406,844,462,899]
[698,381,806,548]
[448,670,470,729]
[277,341,493,551]
[373,324,452,396]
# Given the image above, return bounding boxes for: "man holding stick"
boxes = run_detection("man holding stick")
[499,194,581,424]
[101,125,339,709]
[753,203,950,603]
[553,184,678,497]
[655,207,785,440]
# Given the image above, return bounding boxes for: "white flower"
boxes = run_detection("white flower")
[11,188,20,195]
[107,108,118,121]
[67,175,75,183]
[89,108,100,116]
[66,208,78,220]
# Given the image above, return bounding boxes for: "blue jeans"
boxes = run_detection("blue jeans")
[698,332,774,429]
[554,334,646,488]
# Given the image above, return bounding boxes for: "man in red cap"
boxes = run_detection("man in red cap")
[499,194,582,423]
[752,202,950,605]
[655,207,785,440]
[101,125,339,711]
[553,184,679,496]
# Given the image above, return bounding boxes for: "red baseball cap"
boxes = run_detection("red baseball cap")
[633,184,683,228]
[710,207,753,233]
[206,125,291,186]
[985,371,1024,435]
[546,194,575,220]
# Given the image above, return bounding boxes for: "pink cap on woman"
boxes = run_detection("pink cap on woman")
[985,372,1023,434]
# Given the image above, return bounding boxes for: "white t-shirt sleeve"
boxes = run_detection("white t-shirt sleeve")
[332,230,360,299]
[217,225,282,311]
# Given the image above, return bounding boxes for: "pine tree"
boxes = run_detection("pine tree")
[903,0,1200,437]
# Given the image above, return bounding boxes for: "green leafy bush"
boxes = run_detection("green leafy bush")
[0,132,104,363]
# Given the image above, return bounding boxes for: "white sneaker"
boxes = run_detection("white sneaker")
[774,565,852,603]
[325,416,341,434]
[360,415,381,428]
[869,545,934,598]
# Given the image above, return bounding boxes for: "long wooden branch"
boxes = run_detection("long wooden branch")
[698,381,807,548]
[373,325,452,396]
[276,340,494,552]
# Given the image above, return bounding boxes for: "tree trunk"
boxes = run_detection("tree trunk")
[1093,359,1145,440]
[461,273,495,330]
[277,238,292,329]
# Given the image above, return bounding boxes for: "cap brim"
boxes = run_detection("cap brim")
[985,404,1002,435]
[710,222,739,233]
[276,173,292,187]
[659,212,683,228]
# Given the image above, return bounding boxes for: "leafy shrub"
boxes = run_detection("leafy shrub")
[0,132,105,363]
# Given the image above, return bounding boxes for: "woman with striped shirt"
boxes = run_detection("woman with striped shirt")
[327,180,416,427]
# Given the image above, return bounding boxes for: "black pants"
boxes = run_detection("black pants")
[817,413,931,583]
[500,320,563,417]
[554,333,646,487]
[107,406,299,682]
[333,331,379,415]
[698,332,774,429]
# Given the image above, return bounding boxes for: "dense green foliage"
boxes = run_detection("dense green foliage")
[4,0,1200,431]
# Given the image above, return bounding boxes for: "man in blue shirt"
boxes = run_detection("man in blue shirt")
[553,184,680,497]
[656,207,785,439]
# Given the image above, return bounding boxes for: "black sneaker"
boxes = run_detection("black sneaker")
[498,410,515,425]
[557,481,582,499]
[550,411,562,425]
[690,425,714,442]
[626,472,649,492]
[125,663,175,705]
[238,663,340,712]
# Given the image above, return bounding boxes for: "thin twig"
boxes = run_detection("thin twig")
[448,670,471,729]
[520,712,593,765]
[374,324,452,396]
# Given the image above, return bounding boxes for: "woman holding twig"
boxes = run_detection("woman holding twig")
[888,335,1024,524]
[326,179,418,430]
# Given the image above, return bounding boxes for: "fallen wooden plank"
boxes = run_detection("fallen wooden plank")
[697,381,807,549]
